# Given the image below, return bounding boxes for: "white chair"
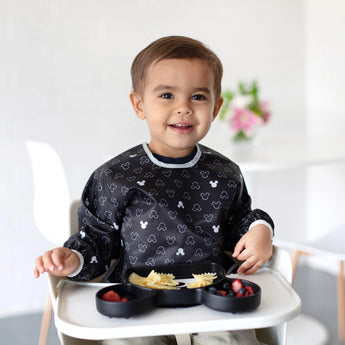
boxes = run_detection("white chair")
[276,227,345,343]
[26,141,71,345]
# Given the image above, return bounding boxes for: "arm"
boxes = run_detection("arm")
[225,169,274,275]
[63,169,123,281]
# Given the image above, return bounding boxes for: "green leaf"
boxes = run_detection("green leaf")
[233,131,251,141]
[219,80,265,120]
[219,89,234,120]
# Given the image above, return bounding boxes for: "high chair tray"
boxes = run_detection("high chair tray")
[54,267,301,340]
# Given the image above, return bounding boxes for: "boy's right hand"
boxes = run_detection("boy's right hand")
[34,247,80,278]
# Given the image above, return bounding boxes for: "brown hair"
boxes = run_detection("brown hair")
[131,36,223,98]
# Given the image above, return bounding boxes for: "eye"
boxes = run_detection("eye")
[192,94,207,101]
[160,93,174,99]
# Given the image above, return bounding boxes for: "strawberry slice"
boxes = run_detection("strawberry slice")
[231,279,243,294]
[102,290,121,302]
[245,286,255,295]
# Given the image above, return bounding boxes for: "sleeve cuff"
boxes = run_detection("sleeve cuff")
[248,220,274,239]
[67,250,84,278]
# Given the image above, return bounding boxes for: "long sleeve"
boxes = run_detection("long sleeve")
[224,171,274,250]
[64,167,123,281]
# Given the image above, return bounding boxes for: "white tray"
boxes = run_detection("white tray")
[55,267,301,340]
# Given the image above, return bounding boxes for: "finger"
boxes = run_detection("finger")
[42,250,56,272]
[34,257,44,278]
[34,256,46,275]
[242,261,262,275]
[237,256,255,274]
[33,269,40,278]
[237,262,248,275]
[232,237,245,258]
[237,248,251,261]
[238,259,263,275]
[51,249,65,271]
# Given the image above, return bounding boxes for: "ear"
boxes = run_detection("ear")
[212,97,224,121]
[129,91,146,120]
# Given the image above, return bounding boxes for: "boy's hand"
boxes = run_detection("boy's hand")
[232,224,272,275]
[34,247,80,278]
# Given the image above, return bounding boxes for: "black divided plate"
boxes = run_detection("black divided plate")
[96,263,261,318]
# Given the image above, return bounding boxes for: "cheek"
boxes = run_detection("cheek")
[144,104,164,119]
[146,116,164,133]
[202,121,213,134]
[199,108,216,125]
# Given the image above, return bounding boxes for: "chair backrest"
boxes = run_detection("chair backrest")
[26,140,70,245]
[70,199,79,236]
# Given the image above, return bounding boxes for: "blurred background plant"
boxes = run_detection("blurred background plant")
[219,81,271,141]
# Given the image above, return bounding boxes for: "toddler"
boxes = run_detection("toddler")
[34,36,273,345]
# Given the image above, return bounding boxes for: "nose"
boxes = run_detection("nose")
[176,101,192,115]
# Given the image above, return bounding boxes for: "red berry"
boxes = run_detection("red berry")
[235,292,244,297]
[102,290,121,302]
[231,279,243,293]
[245,286,255,295]
[218,290,227,296]
[121,297,128,302]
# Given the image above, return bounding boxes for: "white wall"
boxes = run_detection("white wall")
[305,0,345,136]
[305,0,345,241]
[1,0,336,317]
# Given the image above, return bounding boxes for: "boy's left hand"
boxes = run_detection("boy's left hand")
[232,224,272,275]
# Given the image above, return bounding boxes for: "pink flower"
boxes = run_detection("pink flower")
[230,106,262,137]
[259,101,271,123]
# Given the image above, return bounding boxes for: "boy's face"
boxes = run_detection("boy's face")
[130,58,223,158]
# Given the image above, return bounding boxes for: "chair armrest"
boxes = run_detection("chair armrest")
[47,274,63,311]
[265,245,292,283]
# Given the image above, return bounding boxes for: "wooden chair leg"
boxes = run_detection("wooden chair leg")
[338,260,345,342]
[291,250,310,283]
[39,294,52,345]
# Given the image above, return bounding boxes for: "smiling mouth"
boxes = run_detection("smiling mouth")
[169,124,193,129]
